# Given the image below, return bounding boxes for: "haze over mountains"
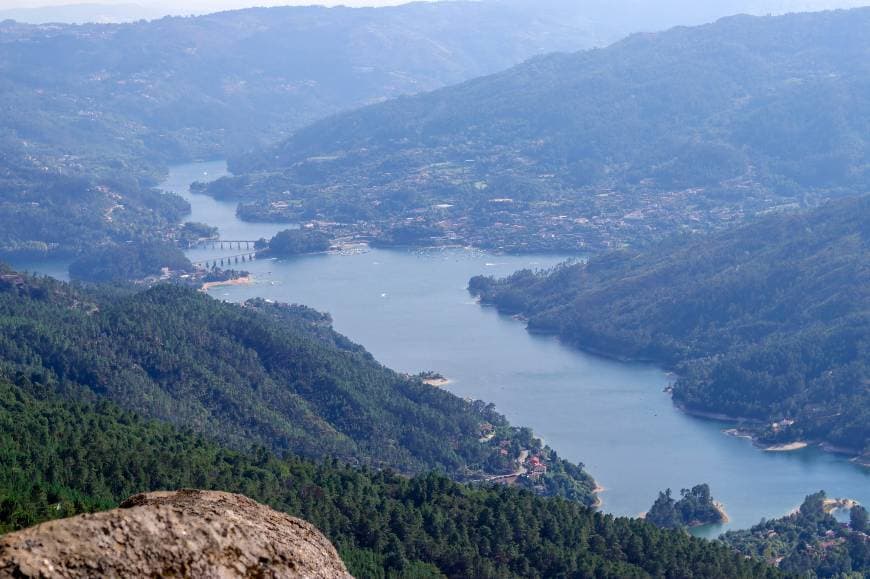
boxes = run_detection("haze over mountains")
[215,8,870,253]
[4,0,870,24]
[0,0,607,161]
[0,3,165,23]
[4,1,870,259]
[0,0,605,258]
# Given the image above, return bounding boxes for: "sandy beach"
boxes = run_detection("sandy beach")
[592,485,607,509]
[824,498,861,513]
[764,442,808,452]
[423,377,452,387]
[201,276,252,292]
[713,501,731,524]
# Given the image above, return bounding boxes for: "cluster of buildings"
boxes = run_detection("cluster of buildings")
[234,172,780,255]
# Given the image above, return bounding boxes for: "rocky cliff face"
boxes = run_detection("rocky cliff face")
[0,489,353,578]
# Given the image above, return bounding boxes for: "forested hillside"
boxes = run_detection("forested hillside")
[6,4,870,259]
[0,0,603,258]
[217,8,870,252]
[469,196,870,458]
[0,372,778,578]
[722,492,869,576]
[0,265,595,501]
[0,1,607,163]
[0,147,188,259]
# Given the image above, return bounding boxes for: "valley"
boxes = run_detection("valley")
[4,4,870,575]
[171,161,869,537]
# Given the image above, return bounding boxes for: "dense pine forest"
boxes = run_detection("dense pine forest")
[0,370,779,578]
[469,196,870,458]
[0,150,188,259]
[68,240,193,282]
[0,264,595,502]
[0,265,783,577]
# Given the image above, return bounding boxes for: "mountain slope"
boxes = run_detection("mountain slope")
[0,149,188,258]
[469,195,870,457]
[218,8,870,252]
[0,0,598,258]
[0,0,604,258]
[0,265,595,501]
[0,373,778,578]
[5,2,867,257]
[0,0,613,162]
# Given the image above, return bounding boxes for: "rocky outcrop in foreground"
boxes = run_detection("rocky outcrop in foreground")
[0,489,352,578]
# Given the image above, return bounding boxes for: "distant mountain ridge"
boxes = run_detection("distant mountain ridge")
[0,0,608,258]
[0,3,164,24]
[0,0,611,162]
[215,8,870,253]
[4,1,870,258]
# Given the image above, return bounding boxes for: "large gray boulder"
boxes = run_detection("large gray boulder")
[0,489,353,578]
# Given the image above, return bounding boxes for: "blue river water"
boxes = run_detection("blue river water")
[14,160,868,537]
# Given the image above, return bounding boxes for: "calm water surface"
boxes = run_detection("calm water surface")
[19,160,870,537]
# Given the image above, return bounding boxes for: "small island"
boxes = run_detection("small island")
[646,484,728,529]
[255,229,332,258]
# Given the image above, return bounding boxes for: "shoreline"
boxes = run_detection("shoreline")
[723,429,868,463]
[764,442,809,452]
[713,501,731,525]
[200,276,252,291]
[423,378,452,388]
[592,484,607,509]
[823,498,861,513]
[677,404,762,424]
[228,222,589,257]
[636,502,729,527]
[484,299,868,468]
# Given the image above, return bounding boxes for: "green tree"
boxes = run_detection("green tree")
[851,504,868,533]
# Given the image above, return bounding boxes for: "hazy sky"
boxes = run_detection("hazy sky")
[4,0,869,19]
[2,0,421,8]
[6,0,870,11]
